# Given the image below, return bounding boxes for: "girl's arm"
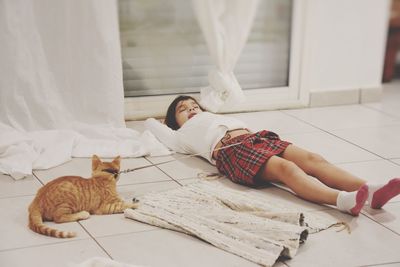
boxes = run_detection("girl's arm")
[144,118,186,153]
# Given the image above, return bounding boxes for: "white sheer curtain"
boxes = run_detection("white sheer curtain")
[192,0,259,112]
[0,0,125,130]
[0,0,169,179]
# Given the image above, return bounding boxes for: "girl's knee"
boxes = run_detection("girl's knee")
[276,160,300,178]
[307,152,328,164]
[265,158,300,180]
[261,157,302,183]
[303,152,329,175]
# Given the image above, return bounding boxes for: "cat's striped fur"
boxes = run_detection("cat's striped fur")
[28,155,138,238]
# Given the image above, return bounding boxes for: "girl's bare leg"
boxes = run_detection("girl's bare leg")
[258,155,369,215]
[281,145,366,192]
[257,155,339,205]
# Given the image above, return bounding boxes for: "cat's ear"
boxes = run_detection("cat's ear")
[112,156,121,165]
[92,155,101,171]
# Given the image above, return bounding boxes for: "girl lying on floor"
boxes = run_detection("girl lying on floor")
[145,95,400,216]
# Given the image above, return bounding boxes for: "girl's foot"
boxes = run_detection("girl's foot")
[370,178,400,209]
[337,184,369,216]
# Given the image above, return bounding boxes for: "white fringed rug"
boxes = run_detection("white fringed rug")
[124,181,343,267]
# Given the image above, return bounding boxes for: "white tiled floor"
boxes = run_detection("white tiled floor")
[1,81,400,267]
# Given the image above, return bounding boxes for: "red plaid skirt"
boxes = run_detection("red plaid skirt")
[215,130,291,186]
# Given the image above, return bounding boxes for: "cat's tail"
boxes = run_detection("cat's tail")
[28,201,76,238]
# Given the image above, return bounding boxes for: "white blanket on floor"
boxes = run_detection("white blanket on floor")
[124,181,342,267]
[0,122,171,180]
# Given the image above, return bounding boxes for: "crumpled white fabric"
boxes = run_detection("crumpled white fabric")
[0,122,171,180]
[192,0,259,112]
[0,0,172,180]
[200,69,245,112]
[125,181,342,267]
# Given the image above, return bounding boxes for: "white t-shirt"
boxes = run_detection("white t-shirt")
[144,112,247,164]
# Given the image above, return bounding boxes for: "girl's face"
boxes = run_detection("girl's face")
[175,99,203,127]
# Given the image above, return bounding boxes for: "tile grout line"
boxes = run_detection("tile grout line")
[77,221,114,259]
[355,260,400,267]
[0,237,91,253]
[361,211,400,236]
[86,227,161,240]
[388,158,400,167]
[117,179,181,189]
[32,172,45,186]
[335,158,392,165]
[0,193,36,200]
[143,157,185,186]
[362,102,400,120]
[279,110,397,162]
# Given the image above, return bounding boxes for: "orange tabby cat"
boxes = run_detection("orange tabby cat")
[28,155,138,238]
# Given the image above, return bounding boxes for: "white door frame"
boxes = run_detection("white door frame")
[124,1,308,120]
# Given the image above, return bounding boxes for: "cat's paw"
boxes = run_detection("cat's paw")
[77,211,90,220]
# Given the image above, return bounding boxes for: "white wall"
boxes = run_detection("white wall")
[300,0,391,106]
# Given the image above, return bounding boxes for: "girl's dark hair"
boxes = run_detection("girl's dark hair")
[165,95,204,130]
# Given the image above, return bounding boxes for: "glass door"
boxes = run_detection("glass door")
[119,0,304,118]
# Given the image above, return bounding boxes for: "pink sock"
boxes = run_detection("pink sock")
[370,178,400,209]
[336,184,369,216]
